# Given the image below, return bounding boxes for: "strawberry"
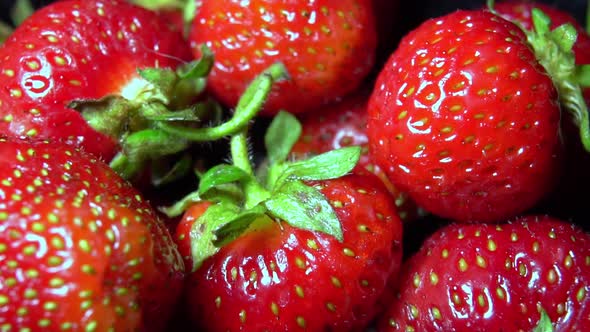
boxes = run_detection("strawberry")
[0,0,212,180]
[159,67,403,331]
[367,9,565,223]
[290,90,423,223]
[189,0,377,116]
[182,174,403,331]
[376,215,590,331]
[493,1,590,65]
[0,137,185,331]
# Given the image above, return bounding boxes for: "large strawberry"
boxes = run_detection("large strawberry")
[0,136,185,331]
[376,215,590,331]
[162,67,403,331]
[368,9,567,223]
[189,0,377,116]
[0,0,216,180]
[290,89,423,223]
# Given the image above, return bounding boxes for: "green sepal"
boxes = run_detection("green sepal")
[145,107,201,122]
[69,96,138,141]
[264,180,343,241]
[277,146,361,184]
[532,309,554,332]
[575,64,590,87]
[10,0,34,26]
[137,67,177,105]
[159,191,202,218]
[0,21,12,44]
[265,111,302,164]
[199,164,251,196]
[178,45,214,80]
[150,153,193,187]
[188,201,242,271]
[524,8,590,152]
[212,205,267,247]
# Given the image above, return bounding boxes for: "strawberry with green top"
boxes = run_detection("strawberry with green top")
[290,90,423,223]
[0,0,223,181]
[163,64,404,331]
[0,137,185,332]
[189,0,377,115]
[367,8,590,222]
[377,215,590,331]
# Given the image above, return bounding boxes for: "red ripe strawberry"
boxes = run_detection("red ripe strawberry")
[0,137,185,331]
[376,215,590,331]
[493,1,590,64]
[368,9,562,223]
[290,90,422,223]
[189,0,377,116]
[180,174,403,331]
[0,0,192,162]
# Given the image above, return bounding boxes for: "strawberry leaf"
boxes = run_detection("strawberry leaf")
[10,0,34,26]
[533,309,554,332]
[549,24,577,53]
[199,164,251,195]
[278,146,361,183]
[189,201,242,270]
[178,45,214,79]
[159,191,202,218]
[212,205,267,247]
[575,64,590,87]
[265,111,302,164]
[264,180,343,241]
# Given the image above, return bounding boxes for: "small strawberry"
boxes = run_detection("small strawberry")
[368,9,568,222]
[0,136,185,332]
[161,67,403,331]
[0,0,215,180]
[189,0,377,115]
[290,90,423,223]
[376,215,590,331]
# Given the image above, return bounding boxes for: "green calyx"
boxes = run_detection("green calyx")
[130,0,197,37]
[163,67,361,271]
[515,8,590,152]
[70,46,257,182]
[532,309,554,332]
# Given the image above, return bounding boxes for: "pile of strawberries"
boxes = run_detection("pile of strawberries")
[1,0,589,331]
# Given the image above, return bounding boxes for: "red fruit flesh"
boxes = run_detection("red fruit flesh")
[0,0,192,161]
[291,90,422,222]
[184,174,403,331]
[190,0,377,115]
[377,215,590,331]
[0,137,185,332]
[368,10,561,223]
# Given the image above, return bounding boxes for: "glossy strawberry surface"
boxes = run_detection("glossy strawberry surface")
[377,215,590,331]
[0,137,184,331]
[181,174,403,331]
[0,0,192,161]
[189,0,377,115]
[291,90,422,223]
[368,10,561,223]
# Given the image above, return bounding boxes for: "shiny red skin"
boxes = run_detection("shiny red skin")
[494,1,590,64]
[0,0,192,162]
[189,0,377,116]
[0,137,185,331]
[181,174,403,331]
[367,10,561,223]
[377,216,590,331]
[291,90,421,223]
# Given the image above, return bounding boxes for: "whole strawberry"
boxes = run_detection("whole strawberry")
[290,90,423,223]
[0,137,185,331]
[182,174,403,331]
[368,9,562,223]
[189,0,377,115]
[0,0,202,179]
[162,68,403,331]
[377,215,590,331]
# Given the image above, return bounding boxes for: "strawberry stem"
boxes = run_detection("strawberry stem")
[157,63,288,141]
